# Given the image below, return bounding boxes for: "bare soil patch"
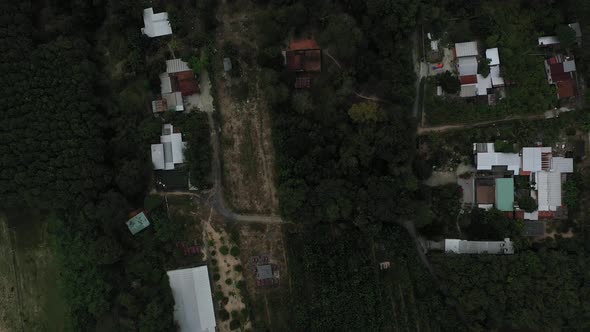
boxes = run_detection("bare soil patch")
[205,212,251,331]
[236,223,291,330]
[214,0,279,214]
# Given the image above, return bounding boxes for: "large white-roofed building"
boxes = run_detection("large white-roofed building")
[141,8,173,38]
[444,238,514,254]
[151,124,187,170]
[474,142,575,218]
[475,143,521,175]
[167,266,216,332]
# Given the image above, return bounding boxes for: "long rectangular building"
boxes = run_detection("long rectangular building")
[167,266,216,332]
[445,238,514,254]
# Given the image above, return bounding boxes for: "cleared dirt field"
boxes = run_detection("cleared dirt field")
[214,0,279,214]
[0,212,69,332]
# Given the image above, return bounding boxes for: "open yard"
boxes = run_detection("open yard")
[0,212,69,332]
[235,223,291,331]
[214,0,279,214]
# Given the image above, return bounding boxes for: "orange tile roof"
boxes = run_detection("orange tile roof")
[288,39,320,51]
[460,75,478,84]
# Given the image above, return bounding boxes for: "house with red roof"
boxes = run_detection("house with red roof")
[152,59,200,113]
[285,39,322,88]
[544,54,577,99]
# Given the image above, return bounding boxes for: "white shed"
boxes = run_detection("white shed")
[454,41,478,57]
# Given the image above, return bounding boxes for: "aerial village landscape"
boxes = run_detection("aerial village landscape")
[1,1,590,332]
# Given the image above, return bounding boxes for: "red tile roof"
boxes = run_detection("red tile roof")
[172,71,199,96]
[286,39,321,73]
[506,211,525,219]
[538,211,555,219]
[288,39,320,51]
[286,50,322,72]
[460,75,478,84]
[550,63,565,74]
[294,75,311,89]
[557,80,576,99]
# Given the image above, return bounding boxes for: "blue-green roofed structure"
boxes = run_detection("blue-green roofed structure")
[127,211,150,235]
[495,178,514,211]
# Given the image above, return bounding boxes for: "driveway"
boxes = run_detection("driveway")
[428,47,454,76]
[185,70,214,113]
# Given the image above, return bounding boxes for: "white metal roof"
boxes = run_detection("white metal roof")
[166,59,191,74]
[522,147,542,172]
[476,74,492,96]
[160,134,185,167]
[460,84,477,97]
[538,36,560,46]
[490,66,504,87]
[223,57,233,72]
[430,39,439,51]
[524,210,539,221]
[552,157,573,173]
[458,56,478,76]
[563,60,576,73]
[142,8,173,38]
[444,238,514,254]
[485,48,500,66]
[455,41,478,57]
[477,152,521,174]
[163,91,184,111]
[151,124,186,170]
[167,266,216,332]
[162,123,173,135]
[160,73,172,94]
[436,86,443,96]
[537,171,562,211]
[151,144,165,170]
[569,22,582,38]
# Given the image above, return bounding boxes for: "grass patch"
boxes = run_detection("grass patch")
[0,211,71,332]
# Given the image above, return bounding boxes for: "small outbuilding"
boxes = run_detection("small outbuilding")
[126,211,150,235]
[223,57,232,72]
[256,264,273,280]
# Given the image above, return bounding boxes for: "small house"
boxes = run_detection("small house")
[223,57,232,72]
[126,210,150,235]
[141,8,172,38]
[544,55,577,99]
[285,39,322,89]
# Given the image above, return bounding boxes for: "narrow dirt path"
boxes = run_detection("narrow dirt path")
[418,113,546,135]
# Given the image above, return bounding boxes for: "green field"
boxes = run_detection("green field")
[0,211,69,332]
